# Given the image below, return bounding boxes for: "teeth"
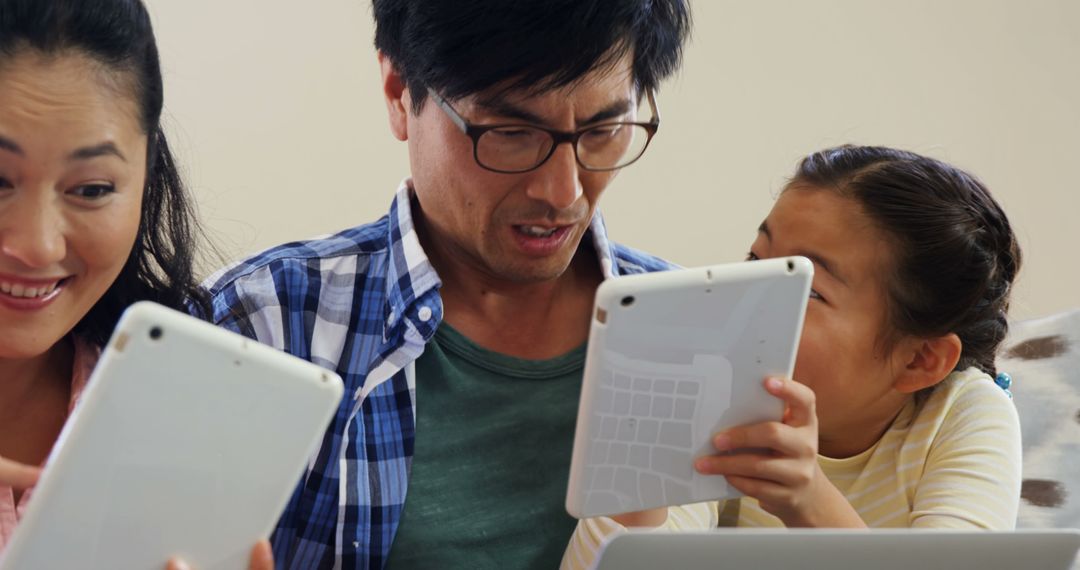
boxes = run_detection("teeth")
[519,225,558,237]
[0,279,61,299]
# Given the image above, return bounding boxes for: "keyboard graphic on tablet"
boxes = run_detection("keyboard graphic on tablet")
[566,259,811,519]
[579,353,733,516]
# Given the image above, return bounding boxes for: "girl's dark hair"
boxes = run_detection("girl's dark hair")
[373,0,691,112]
[0,0,209,346]
[791,145,1021,377]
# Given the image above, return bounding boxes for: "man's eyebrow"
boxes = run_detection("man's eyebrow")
[581,99,634,124]
[68,142,126,163]
[0,135,24,156]
[473,98,634,127]
[758,220,848,286]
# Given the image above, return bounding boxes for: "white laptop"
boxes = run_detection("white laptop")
[592,529,1080,570]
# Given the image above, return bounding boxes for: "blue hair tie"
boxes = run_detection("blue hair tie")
[995,371,1013,399]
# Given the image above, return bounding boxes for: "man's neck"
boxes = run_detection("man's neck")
[437,246,602,359]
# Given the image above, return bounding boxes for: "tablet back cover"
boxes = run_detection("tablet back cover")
[567,258,812,518]
[1,302,343,569]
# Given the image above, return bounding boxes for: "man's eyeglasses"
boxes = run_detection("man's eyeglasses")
[428,89,660,174]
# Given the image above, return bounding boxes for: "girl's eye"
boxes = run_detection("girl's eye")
[746,251,760,261]
[69,184,116,199]
[0,176,12,190]
[809,289,824,301]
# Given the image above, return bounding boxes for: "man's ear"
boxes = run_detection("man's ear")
[379,51,411,141]
[892,333,963,394]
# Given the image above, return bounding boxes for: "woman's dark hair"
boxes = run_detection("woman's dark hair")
[790,145,1021,377]
[373,0,691,111]
[0,0,210,346]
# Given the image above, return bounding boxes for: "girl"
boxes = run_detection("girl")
[563,145,1023,568]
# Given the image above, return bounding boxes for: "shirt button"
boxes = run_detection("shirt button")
[386,314,395,326]
[418,306,433,322]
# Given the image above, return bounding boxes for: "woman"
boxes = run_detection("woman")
[0,0,270,566]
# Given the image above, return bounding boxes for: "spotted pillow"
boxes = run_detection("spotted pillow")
[998,309,1080,528]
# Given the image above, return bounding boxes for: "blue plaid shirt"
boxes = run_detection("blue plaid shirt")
[202,180,673,569]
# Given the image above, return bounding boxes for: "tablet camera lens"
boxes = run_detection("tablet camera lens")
[149,326,163,340]
[620,296,635,307]
[786,260,795,273]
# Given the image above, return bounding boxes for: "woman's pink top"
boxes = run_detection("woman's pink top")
[0,338,98,550]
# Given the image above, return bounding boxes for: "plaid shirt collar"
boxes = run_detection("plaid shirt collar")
[382,178,625,340]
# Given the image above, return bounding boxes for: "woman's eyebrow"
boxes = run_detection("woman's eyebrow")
[0,136,126,163]
[0,134,24,156]
[68,141,126,162]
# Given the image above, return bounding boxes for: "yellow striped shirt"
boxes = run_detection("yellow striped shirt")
[561,367,1022,569]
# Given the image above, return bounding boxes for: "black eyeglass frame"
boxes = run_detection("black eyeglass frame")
[428,88,660,174]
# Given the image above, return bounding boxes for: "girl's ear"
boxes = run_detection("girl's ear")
[892,333,963,393]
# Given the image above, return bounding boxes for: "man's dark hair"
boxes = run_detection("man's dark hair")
[0,0,210,346]
[373,0,691,111]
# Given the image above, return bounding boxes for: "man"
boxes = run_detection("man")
[204,1,691,567]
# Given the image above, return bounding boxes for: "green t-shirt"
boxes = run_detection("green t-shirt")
[386,323,585,569]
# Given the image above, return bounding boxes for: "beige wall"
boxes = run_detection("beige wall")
[147,0,1080,320]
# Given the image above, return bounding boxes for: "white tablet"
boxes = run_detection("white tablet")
[0,302,344,570]
[593,529,1080,570]
[566,257,812,519]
